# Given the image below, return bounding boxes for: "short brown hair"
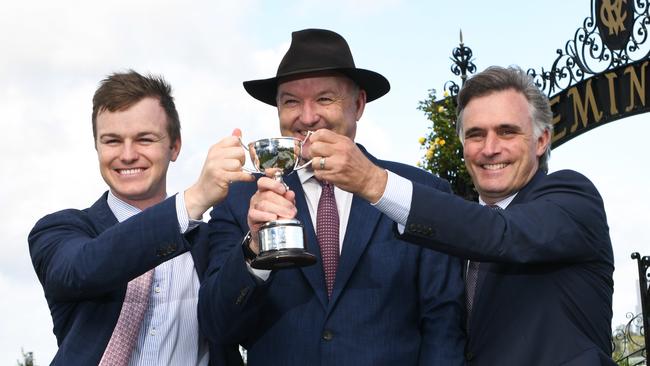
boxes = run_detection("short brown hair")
[92,70,180,145]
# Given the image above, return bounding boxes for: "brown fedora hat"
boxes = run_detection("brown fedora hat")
[243,28,390,106]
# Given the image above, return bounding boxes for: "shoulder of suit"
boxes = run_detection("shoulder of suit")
[544,169,596,188]
[526,169,601,199]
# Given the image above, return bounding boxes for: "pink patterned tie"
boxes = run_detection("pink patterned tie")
[317,180,339,298]
[99,269,154,366]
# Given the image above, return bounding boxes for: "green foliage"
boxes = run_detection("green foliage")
[417,89,477,201]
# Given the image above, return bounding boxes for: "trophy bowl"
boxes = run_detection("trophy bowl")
[243,135,317,270]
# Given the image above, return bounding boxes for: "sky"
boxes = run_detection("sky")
[1,0,649,363]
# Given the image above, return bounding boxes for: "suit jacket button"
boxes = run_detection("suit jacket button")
[322,330,333,341]
[465,351,474,361]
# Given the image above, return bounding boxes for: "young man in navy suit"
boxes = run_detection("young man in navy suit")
[310,65,615,365]
[198,29,466,365]
[29,71,252,365]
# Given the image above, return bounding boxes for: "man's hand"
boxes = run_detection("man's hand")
[184,129,255,220]
[308,129,387,203]
[246,177,297,254]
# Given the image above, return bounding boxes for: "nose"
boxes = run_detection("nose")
[119,141,139,163]
[482,132,501,156]
[299,101,320,126]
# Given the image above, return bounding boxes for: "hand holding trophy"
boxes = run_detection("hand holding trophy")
[241,132,317,270]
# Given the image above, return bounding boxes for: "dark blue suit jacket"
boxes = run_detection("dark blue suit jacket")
[28,192,242,366]
[198,147,466,366]
[400,169,615,365]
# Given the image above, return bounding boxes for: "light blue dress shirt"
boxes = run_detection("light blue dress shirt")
[107,191,209,366]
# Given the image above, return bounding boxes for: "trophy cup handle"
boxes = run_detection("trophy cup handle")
[295,130,314,171]
[238,137,258,175]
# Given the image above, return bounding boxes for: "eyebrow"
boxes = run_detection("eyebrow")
[98,131,162,140]
[465,123,523,133]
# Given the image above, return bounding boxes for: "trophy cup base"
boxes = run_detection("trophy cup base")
[251,249,317,270]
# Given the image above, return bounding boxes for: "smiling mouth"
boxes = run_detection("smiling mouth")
[482,163,508,170]
[116,168,145,176]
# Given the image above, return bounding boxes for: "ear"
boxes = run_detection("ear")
[355,89,367,121]
[535,128,551,158]
[170,137,182,162]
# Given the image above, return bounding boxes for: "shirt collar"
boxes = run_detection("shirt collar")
[479,192,518,209]
[297,167,315,185]
[107,190,142,223]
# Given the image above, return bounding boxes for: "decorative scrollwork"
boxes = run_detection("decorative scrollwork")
[528,0,650,96]
[444,30,477,98]
[613,312,646,363]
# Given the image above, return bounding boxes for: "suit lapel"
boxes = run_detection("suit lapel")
[327,194,381,309]
[471,171,545,329]
[88,192,119,232]
[286,173,329,308]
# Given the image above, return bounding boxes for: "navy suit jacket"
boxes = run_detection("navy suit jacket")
[28,192,242,366]
[198,147,466,366]
[400,169,615,365]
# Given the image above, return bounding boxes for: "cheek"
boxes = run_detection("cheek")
[462,143,479,161]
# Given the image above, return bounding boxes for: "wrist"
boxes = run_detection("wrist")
[364,167,388,204]
[184,185,209,220]
[241,231,257,263]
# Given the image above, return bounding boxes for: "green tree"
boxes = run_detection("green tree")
[417,89,477,201]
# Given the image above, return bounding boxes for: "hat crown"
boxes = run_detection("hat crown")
[277,29,356,77]
[243,28,390,106]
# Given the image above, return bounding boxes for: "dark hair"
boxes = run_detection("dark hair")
[456,65,553,172]
[92,70,180,145]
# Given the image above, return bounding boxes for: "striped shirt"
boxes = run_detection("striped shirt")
[107,191,209,366]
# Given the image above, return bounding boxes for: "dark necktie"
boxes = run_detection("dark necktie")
[317,180,339,298]
[466,204,502,330]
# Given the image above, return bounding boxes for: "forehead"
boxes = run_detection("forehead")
[463,89,532,128]
[277,72,356,95]
[96,97,168,134]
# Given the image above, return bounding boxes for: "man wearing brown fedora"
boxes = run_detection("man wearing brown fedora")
[198,29,465,365]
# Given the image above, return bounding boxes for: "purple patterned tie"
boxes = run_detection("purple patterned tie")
[99,269,154,366]
[317,180,339,298]
[466,204,501,330]
[465,260,480,330]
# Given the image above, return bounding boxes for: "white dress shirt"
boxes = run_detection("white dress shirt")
[107,191,209,366]
[248,169,354,280]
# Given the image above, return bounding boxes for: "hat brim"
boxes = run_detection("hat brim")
[243,67,390,106]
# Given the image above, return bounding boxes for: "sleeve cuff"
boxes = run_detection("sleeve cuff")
[175,193,201,233]
[372,170,413,226]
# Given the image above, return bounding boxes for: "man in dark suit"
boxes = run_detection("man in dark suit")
[29,70,252,365]
[310,65,615,365]
[198,28,465,365]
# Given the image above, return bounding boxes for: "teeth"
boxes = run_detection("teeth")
[483,163,507,170]
[118,168,144,175]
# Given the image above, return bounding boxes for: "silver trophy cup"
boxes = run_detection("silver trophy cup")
[242,133,317,270]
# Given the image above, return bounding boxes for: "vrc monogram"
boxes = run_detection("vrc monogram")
[600,0,629,35]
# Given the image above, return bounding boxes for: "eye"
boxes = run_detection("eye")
[281,98,299,107]
[101,138,121,146]
[317,97,334,104]
[497,127,519,137]
[137,137,155,145]
[464,129,484,140]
